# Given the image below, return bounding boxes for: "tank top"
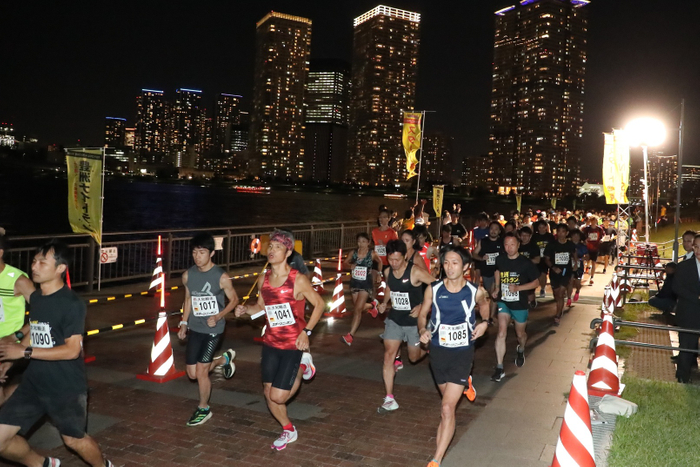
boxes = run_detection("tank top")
[0,264,28,337]
[261,268,307,350]
[429,280,476,349]
[186,265,226,334]
[350,249,373,290]
[386,262,423,326]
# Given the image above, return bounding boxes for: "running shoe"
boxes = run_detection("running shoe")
[104,461,114,467]
[301,352,316,380]
[515,345,525,368]
[186,407,212,426]
[603,268,607,274]
[427,460,440,467]
[341,333,354,346]
[222,349,236,379]
[43,459,61,467]
[271,427,298,451]
[464,375,476,401]
[369,299,379,318]
[539,289,545,298]
[529,299,537,309]
[566,298,572,307]
[589,279,594,286]
[573,292,580,302]
[377,396,399,413]
[394,355,404,371]
[491,367,505,382]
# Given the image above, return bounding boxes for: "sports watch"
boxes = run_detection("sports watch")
[302,328,312,336]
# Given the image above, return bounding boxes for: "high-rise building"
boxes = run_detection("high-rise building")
[250,11,312,179]
[489,0,588,196]
[422,132,452,184]
[171,88,204,168]
[104,117,126,147]
[462,154,494,191]
[304,59,350,182]
[629,151,677,202]
[124,127,136,151]
[135,89,168,162]
[348,5,421,186]
[231,111,250,152]
[214,93,242,152]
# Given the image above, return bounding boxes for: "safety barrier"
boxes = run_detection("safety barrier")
[588,317,700,354]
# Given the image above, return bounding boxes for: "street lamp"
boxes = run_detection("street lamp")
[625,118,666,243]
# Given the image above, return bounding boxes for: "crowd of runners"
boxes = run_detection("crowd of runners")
[0,203,630,467]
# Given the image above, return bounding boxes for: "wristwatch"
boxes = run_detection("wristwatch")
[302,328,312,336]
[24,347,33,359]
[14,331,24,340]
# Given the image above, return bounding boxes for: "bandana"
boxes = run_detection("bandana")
[270,232,293,251]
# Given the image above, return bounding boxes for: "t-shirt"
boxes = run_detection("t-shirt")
[372,228,398,266]
[574,243,588,270]
[601,227,617,244]
[544,240,577,277]
[287,251,309,275]
[451,223,467,239]
[24,285,87,396]
[473,226,489,243]
[532,232,555,259]
[479,237,504,278]
[583,225,604,252]
[518,241,540,261]
[186,265,226,334]
[495,255,540,310]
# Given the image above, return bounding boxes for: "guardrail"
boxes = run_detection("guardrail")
[589,317,700,354]
[6,219,441,292]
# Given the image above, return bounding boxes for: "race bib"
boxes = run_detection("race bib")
[352,266,368,281]
[486,252,499,266]
[375,245,387,257]
[265,303,296,328]
[30,322,53,348]
[589,232,598,241]
[501,283,519,302]
[0,297,4,323]
[438,323,469,348]
[602,235,611,242]
[540,247,545,257]
[555,252,570,265]
[390,291,411,311]
[192,295,219,317]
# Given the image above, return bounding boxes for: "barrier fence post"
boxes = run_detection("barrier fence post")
[86,237,96,292]
[225,229,232,271]
[340,223,345,250]
[166,233,173,280]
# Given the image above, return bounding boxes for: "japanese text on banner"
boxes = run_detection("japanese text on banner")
[402,112,422,180]
[66,148,103,244]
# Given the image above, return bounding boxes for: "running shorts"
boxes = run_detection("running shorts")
[261,345,303,391]
[383,318,421,347]
[429,345,474,386]
[497,301,528,324]
[186,331,222,365]
[549,273,571,290]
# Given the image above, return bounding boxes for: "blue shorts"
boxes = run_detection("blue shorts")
[497,301,528,324]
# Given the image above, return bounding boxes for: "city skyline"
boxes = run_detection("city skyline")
[2,1,698,181]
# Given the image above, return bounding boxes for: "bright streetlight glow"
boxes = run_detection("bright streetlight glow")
[625,117,666,147]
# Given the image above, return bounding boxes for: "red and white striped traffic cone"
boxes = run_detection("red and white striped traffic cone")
[376,272,386,303]
[602,284,614,316]
[324,274,347,318]
[587,313,620,397]
[137,311,186,383]
[312,259,324,293]
[551,371,595,467]
[631,228,638,244]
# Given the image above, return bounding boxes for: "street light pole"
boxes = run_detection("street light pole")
[642,145,650,243]
[673,98,685,262]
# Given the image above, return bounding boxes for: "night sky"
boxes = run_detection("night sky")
[2,1,698,180]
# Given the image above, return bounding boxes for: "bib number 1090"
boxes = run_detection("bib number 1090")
[30,322,53,349]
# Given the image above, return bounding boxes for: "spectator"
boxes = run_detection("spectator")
[649,262,677,315]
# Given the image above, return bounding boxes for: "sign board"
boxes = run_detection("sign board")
[214,236,224,251]
[100,247,118,264]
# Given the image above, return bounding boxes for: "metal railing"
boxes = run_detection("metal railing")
[589,317,700,355]
[6,219,441,292]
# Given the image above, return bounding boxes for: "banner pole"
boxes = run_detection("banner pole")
[415,110,427,205]
[97,148,106,291]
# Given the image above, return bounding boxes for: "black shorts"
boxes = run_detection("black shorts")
[599,242,614,256]
[186,331,222,365]
[429,345,474,386]
[0,386,87,438]
[538,262,549,274]
[549,273,571,290]
[588,250,599,261]
[261,345,303,391]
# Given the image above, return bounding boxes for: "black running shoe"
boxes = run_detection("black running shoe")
[515,346,525,368]
[491,367,505,382]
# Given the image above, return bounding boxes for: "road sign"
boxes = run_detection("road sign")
[100,247,118,264]
[214,236,224,251]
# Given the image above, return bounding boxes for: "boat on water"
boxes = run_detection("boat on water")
[232,185,271,194]
[384,193,407,199]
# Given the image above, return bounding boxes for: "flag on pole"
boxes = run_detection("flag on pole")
[402,112,422,179]
[433,185,444,217]
[603,129,630,204]
[66,148,103,244]
[515,194,522,213]
[551,198,557,210]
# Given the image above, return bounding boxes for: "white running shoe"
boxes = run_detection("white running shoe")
[271,427,298,451]
[222,349,236,379]
[377,396,399,413]
[301,352,316,381]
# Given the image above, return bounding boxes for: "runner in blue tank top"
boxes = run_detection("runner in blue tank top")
[417,244,490,467]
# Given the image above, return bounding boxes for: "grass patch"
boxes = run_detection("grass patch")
[649,222,700,244]
[607,375,700,467]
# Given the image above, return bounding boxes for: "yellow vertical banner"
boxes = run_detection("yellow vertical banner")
[402,112,422,179]
[433,185,444,216]
[602,129,630,204]
[515,194,522,213]
[66,148,103,244]
[551,198,557,210]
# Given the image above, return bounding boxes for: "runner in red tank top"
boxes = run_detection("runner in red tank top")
[235,230,325,451]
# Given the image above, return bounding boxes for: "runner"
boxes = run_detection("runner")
[234,230,325,451]
[568,229,589,304]
[376,240,434,413]
[417,245,490,467]
[0,234,35,406]
[544,224,578,325]
[0,240,114,467]
[401,229,429,272]
[582,216,604,285]
[413,225,438,273]
[471,212,490,285]
[599,218,617,273]
[531,220,555,298]
[471,221,504,320]
[372,208,399,269]
[517,226,540,308]
[178,233,239,426]
[491,233,540,381]
[341,233,381,345]
[449,208,468,242]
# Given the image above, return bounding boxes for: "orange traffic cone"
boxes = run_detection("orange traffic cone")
[551,371,595,467]
[324,274,347,318]
[137,311,186,383]
[376,272,386,303]
[588,313,620,397]
[312,259,324,293]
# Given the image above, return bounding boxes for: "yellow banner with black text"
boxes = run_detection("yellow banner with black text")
[402,112,422,180]
[66,148,103,244]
